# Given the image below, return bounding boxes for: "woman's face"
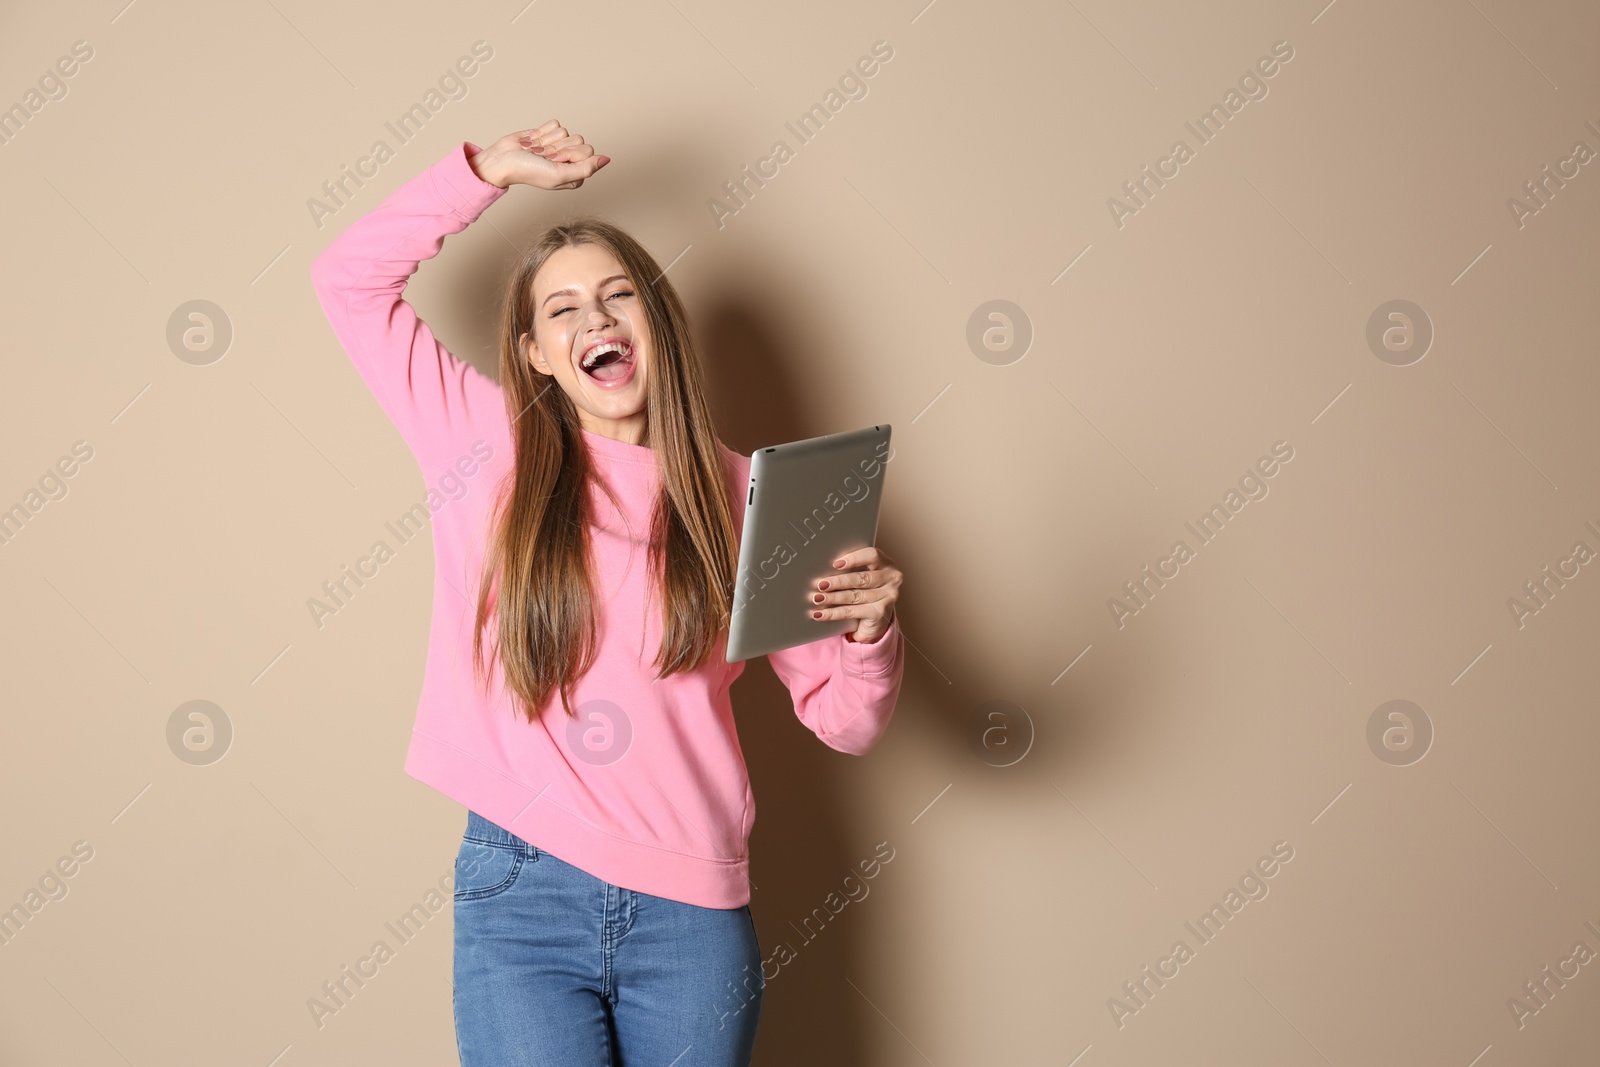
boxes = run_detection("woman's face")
[522,242,651,444]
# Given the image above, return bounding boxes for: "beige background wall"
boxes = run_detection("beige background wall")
[2,0,1597,1063]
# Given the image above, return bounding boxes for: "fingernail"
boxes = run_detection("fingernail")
[833,558,845,568]
[812,611,823,619]
[818,580,830,590]
[813,593,824,603]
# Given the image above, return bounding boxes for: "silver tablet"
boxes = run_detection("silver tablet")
[726,424,893,663]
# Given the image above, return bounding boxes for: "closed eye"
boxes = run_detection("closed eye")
[548,290,634,318]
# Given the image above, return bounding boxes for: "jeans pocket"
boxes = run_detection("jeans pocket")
[454,840,525,901]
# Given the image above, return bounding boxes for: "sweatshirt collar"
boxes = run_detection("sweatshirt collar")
[581,427,656,467]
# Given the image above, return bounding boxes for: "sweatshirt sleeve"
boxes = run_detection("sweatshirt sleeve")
[309,140,510,474]
[766,595,906,755]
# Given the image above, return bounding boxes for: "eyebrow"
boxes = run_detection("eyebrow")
[541,274,632,307]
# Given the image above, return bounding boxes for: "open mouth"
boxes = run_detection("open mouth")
[580,339,635,382]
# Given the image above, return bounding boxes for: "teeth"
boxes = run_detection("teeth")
[582,340,630,368]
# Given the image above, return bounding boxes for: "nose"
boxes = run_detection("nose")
[579,293,616,327]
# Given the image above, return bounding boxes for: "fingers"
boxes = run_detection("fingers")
[830,546,891,572]
[814,566,878,593]
[549,153,610,189]
[811,550,900,620]
[546,141,594,164]
[534,132,605,174]
[519,122,572,152]
[811,568,897,604]
[809,585,883,611]
[538,133,585,155]
[809,593,894,627]
[511,120,562,147]
[507,119,613,191]
[815,549,891,589]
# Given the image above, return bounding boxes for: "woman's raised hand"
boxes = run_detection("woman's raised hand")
[468,120,611,191]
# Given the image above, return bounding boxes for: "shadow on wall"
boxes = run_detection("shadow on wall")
[701,288,876,1067]
[698,266,1107,1066]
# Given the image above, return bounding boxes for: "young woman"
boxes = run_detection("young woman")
[310,120,907,1066]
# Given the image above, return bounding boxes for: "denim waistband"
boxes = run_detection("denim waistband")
[464,809,538,853]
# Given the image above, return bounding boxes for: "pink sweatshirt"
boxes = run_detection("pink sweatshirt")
[309,140,905,910]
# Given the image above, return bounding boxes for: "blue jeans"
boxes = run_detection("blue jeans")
[452,810,764,1066]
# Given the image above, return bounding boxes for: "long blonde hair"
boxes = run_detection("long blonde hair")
[471,218,740,724]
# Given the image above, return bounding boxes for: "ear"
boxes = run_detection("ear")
[520,331,549,375]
